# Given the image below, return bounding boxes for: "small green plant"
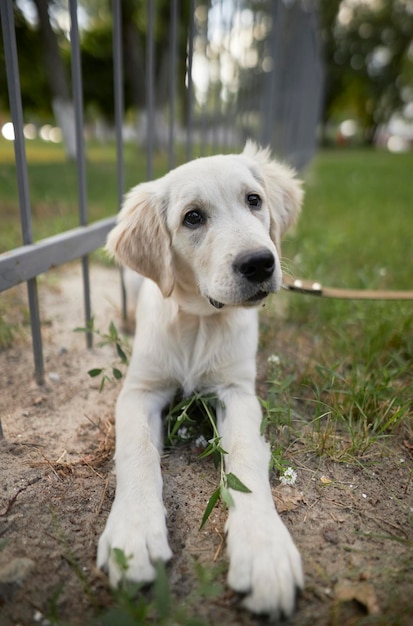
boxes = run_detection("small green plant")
[0,312,14,350]
[300,356,411,461]
[166,394,252,529]
[74,318,130,391]
[49,513,216,625]
[260,357,299,480]
[76,323,253,528]
[98,552,223,626]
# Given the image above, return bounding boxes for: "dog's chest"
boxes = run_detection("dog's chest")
[164,312,256,395]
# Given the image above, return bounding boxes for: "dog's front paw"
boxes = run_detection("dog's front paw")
[226,507,303,617]
[97,500,172,587]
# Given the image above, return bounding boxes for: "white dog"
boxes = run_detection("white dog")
[98,141,304,617]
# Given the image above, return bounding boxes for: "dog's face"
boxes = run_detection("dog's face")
[107,142,303,312]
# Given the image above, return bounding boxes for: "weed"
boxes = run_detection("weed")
[74,318,130,390]
[260,357,300,479]
[0,289,29,351]
[0,312,14,350]
[165,394,252,529]
[77,320,252,529]
[96,555,224,626]
[298,354,411,460]
[48,508,222,625]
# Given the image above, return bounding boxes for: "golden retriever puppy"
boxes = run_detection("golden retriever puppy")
[98,141,304,617]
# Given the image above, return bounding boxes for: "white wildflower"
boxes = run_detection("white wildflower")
[279,467,297,486]
[267,354,280,366]
[177,426,191,440]
[194,435,208,449]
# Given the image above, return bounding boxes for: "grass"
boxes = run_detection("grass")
[268,148,413,459]
[0,138,170,252]
[284,149,413,291]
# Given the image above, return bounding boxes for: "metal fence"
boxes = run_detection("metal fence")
[0,0,323,384]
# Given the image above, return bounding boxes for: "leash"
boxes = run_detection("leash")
[282,276,413,301]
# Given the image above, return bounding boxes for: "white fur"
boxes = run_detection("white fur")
[97,142,304,617]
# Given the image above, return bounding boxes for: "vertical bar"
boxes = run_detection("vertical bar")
[222,3,233,150]
[1,0,44,384]
[261,1,279,147]
[186,0,195,161]
[112,0,127,321]
[168,0,179,169]
[146,0,155,180]
[69,0,92,348]
[199,0,211,157]
[113,0,125,206]
[211,0,224,155]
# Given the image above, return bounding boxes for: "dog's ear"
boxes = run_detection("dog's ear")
[243,140,303,247]
[106,182,175,298]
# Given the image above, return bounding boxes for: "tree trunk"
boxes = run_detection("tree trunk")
[32,0,76,159]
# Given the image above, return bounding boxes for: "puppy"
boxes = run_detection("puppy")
[98,141,304,617]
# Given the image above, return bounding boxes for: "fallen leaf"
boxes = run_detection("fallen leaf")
[320,475,333,485]
[32,396,46,406]
[334,581,380,615]
[272,485,305,513]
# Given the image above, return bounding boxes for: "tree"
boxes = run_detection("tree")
[319,0,413,142]
[0,3,50,115]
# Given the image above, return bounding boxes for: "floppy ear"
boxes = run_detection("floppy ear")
[243,140,304,248]
[106,182,175,297]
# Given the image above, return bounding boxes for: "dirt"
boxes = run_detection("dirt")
[0,264,412,626]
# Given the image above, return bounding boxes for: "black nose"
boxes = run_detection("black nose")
[234,249,275,283]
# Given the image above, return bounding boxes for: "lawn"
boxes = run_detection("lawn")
[0,139,169,252]
[285,148,413,291]
[272,148,413,458]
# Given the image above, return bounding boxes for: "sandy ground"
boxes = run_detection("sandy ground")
[0,264,412,626]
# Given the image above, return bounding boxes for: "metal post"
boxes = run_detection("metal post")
[186,0,195,161]
[0,0,44,384]
[69,0,93,348]
[168,0,179,169]
[112,0,127,321]
[146,0,155,180]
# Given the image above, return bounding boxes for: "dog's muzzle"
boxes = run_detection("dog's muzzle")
[207,249,276,310]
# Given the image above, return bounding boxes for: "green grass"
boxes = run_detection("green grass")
[0,138,171,252]
[269,148,413,458]
[284,149,413,290]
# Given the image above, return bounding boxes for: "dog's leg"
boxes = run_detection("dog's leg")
[97,385,173,587]
[217,388,303,617]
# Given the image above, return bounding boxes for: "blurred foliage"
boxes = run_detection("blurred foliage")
[319,0,413,139]
[0,0,190,122]
[1,1,412,141]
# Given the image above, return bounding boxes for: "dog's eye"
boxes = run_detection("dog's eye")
[247,193,262,210]
[183,210,206,229]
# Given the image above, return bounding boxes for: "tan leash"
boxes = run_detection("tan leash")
[282,276,413,301]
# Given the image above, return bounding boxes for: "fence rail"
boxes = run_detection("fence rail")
[0,0,323,384]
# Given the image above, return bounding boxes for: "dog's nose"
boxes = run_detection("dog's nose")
[234,249,275,283]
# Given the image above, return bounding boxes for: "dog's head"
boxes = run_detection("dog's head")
[106,141,303,313]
